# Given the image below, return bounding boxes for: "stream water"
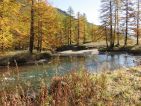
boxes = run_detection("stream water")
[0,53,141,89]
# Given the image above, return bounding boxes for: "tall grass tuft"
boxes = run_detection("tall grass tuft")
[1,67,141,105]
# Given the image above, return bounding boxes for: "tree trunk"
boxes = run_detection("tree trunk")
[124,0,128,46]
[91,25,94,42]
[29,0,35,54]
[69,16,72,45]
[110,0,113,48]
[77,12,80,46]
[0,20,4,51]
[136,0,140,45]
[39,19,42,52]
[113,6,117,47]
[105,26,109,48]
[117,2,120,46]
[83,21,86,44]
[1,36,4,51]
[37,0,40,52]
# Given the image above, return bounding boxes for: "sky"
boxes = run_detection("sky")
[48,0,101,25]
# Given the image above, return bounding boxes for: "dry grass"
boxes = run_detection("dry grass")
[1,67,141,106]
[49,68,141,106]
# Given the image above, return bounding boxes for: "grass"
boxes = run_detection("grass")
[97,38,141,54]
[49,68,141,105]
[1,66,141,105]
[99,44,141,55]
[0,51,52,66]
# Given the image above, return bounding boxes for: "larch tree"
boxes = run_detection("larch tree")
[29,0,35,54]
[34,0,47,52]
[77,12,80,45]
[0,0,21,51]
[76,12,87,45]
[67,7,74,45]
[124,0,129,46]
[114,0,122,46]
[37,0,43,52]
[121,0,134,46]
[82,13,87,44]
[41,5,61,51]
[100,0,114,48]
[62,16,69,45]
[136,0,140,45]
[11,3,30,50]
[110,0,114,48]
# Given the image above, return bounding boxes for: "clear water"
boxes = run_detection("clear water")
[0,53,141,89]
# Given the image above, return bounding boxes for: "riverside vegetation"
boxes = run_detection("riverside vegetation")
[1,66,141,106]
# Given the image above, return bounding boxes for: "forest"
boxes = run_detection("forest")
[1,0,141,106]
[1,0,141,55]
[0,0,102,54]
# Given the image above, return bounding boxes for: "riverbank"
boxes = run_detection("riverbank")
[0,49,98,67]
[1,66,141,105]
[1,44,141,66]
[0,44,99,66]
[54,49,99,57]
[99,45,141,55]
[0,51,52,66]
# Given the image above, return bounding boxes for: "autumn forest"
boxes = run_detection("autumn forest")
[1,0,141,105]
[1,0,141,54]
[0,0,100,53]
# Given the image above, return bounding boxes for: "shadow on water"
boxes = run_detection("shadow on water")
[0,53,141,89]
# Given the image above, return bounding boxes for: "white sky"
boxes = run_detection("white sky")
[48,0,101,25]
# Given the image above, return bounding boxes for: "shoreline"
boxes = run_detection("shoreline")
[99,46,141,55]
[1,46,141,67]
[0,48,99,67]
[0,52,52,67]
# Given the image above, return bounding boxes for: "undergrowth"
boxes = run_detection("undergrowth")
[1,67,141,106]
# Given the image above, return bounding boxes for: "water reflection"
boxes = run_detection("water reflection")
[0,53,141,89]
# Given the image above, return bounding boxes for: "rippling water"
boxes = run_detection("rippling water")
[0,53,141,89]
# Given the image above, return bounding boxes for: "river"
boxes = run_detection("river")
[0,53,141,89]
